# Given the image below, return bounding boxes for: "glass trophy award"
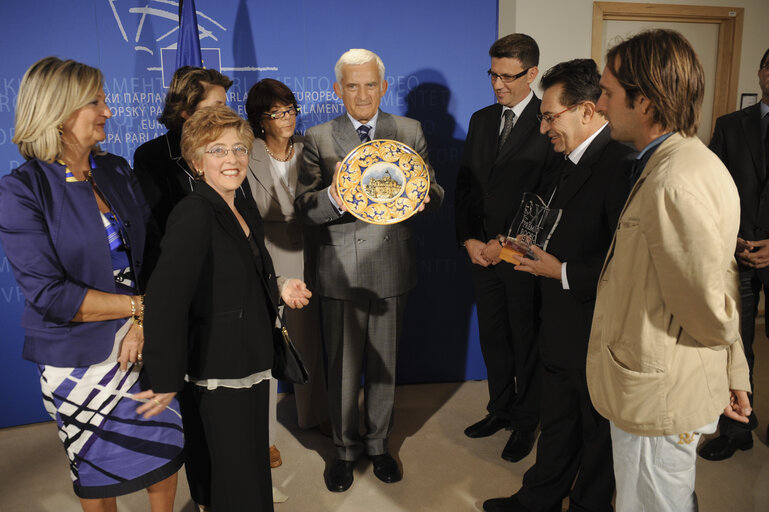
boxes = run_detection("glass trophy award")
[499,192,562,265]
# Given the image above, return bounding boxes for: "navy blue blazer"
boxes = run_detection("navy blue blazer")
[0,154,149,367]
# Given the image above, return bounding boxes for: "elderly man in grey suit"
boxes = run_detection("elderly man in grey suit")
[295,48,444,493]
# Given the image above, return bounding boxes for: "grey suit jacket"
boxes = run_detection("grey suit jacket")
[295,110,444,300]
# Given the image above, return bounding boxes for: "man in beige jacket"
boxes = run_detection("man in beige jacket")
[586,29,752,512]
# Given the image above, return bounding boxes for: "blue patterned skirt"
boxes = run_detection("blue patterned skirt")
[39,320,184,499]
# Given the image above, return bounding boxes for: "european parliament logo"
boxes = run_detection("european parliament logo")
[105,0,275,87]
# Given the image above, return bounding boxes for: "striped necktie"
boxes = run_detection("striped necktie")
[498,110,514,153]
[357,125,372,142]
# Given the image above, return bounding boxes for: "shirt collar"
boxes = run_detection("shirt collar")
[502,89,534,120]
[347,110,379,139]
[637,132,674,161]
[567,123,608,165]
[760,100,769,118]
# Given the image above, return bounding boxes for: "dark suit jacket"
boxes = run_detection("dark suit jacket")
[0,154,149,367]
[294,110,444,300]
[709,102,769,283]
[455,96,560,245]
[143,181,279,393]
[134,130,196,235]
[537,126,635,368]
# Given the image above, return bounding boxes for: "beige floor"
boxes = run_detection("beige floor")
[2,336,768,512]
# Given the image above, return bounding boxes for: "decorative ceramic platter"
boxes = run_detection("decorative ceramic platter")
[336,139,430,225]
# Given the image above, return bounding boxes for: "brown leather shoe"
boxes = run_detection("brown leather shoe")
[270,444,282,468]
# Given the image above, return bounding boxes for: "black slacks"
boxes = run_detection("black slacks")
[468,258,540,429]
[719,269,763,438]
[516,365,614,512]
[182,380,273,512]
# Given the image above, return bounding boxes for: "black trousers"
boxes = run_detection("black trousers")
[516,365,614,512]
[468,258,540,429]
[719,269,764,438]
[178,382,211,506]
[181,380,273,512]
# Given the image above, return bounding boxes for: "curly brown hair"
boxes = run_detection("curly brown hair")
[159,67,233,132]
[181,105,254,175]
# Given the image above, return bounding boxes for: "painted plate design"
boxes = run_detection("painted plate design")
[336,139,430,225]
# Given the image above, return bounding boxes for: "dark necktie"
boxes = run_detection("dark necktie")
[628,158,642,186]
[552,158,576,204]
[357,125,371,142]
[497,110,514,153]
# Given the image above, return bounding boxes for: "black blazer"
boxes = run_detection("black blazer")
[537,126,635,368]
[455,96,560,244]
[134,131,197,236]
[142,181,279,393]
[709,102,769,283]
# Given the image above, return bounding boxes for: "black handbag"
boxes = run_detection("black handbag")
[260,268,310,385]
[271,312,310,385]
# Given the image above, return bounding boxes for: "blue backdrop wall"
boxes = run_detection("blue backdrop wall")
[0,0,499,428]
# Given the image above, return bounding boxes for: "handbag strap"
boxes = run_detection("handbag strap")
[258,268,288,330]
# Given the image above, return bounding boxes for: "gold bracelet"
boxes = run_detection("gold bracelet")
[134,294,145,327]
[129,296,136,318]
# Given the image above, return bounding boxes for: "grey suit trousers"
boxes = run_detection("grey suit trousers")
[321,295,407,460]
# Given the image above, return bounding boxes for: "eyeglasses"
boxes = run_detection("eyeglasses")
[263,106,301,120]
[205,145,249,158]
[536,104,579,124]
[487,68,530,83]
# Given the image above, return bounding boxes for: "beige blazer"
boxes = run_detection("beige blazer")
[586,133,750,436]
[247,136,307,280]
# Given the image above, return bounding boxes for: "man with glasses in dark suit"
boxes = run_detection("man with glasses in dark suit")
[483,58,635,512]
[698,47,769,461]
[455,33,559,463]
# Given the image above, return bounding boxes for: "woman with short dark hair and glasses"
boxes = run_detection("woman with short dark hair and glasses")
[244,79,329,470]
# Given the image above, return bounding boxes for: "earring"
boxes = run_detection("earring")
[57,123,63,135]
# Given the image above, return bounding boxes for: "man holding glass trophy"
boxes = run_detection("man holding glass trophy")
[482,58,635,512]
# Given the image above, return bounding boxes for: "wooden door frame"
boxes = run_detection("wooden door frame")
[592,2,744,130]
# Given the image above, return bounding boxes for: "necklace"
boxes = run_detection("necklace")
[263,138,294,162]
[59,156,95,182]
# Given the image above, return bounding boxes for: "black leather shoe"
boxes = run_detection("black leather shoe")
[465,414,512,438]
[698,434,753,461]
[369,453,402,483]
[501,429,536,462]
[483,494,559,512]
[324,459,354,492]
[483,495,526,512]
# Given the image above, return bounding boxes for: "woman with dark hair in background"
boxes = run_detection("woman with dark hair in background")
[0,56,183,512]
[133,66,232,237]
[245,79,329,468]
[139,105,311,511]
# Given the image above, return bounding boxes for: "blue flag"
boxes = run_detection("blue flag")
[176,0,202,68]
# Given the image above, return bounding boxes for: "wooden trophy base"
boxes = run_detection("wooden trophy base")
[499,245,524,265]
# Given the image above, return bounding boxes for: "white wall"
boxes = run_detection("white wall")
[499,0,768,111]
